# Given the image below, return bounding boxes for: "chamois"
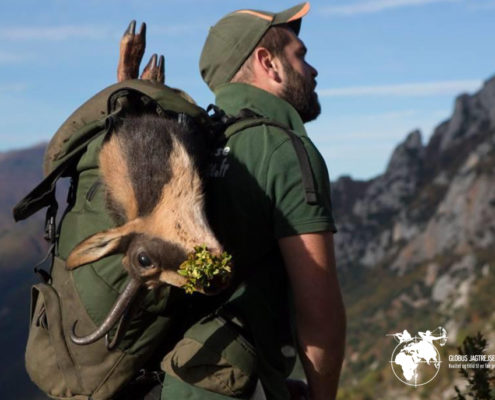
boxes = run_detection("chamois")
[64,21,226,347]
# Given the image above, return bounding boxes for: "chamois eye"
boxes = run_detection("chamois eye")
[137,252,153,268]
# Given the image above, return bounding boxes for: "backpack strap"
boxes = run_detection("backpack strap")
[224,111,318,205]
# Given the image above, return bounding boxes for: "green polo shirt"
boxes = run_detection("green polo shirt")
[207,82,336,264]
[203,83,336,399]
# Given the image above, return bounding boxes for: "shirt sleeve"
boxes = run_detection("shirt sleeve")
[265,135,337,238]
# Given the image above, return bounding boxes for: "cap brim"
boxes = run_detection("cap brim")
[273,2,310,34]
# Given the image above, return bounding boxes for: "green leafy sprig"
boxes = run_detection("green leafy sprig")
[178,245,232,294]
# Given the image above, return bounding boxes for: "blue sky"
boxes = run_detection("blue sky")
[1,0,494,179]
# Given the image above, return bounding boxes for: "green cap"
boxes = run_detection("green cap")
[199,2,310,92]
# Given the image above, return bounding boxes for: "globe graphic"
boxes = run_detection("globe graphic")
[390,336,442,387]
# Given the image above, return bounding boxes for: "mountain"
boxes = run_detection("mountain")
[0,144,50,400]
[1,76,495,399]
[333,76,495,399]
[0,144,48,269]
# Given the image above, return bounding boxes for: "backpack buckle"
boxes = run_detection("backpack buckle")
[44,203,58,243]
[206,104,233,125]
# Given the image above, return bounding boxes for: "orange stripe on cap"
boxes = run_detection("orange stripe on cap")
[287,2,310,22]
[236,10,274,22]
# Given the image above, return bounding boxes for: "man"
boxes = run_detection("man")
[162,3,346,400]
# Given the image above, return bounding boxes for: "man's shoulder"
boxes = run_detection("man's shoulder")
[227,120,294,149]
[226,118,324,170]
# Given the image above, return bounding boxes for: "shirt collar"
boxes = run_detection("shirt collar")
[215,83,306,135]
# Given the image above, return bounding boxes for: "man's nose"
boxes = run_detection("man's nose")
[309,63,318,78]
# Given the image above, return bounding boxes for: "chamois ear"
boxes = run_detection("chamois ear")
[66,225,131,270]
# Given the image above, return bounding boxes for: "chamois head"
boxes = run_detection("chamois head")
[66,113,230,347]
[67,114,223,292]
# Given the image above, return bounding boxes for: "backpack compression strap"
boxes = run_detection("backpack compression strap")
[12,118,109,222]
[223,113,319,206]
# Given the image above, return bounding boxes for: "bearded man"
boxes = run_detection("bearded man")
[161,3,346,400]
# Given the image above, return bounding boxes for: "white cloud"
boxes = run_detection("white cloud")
[0,26,112,41]
[0,51,29,64]
[467,0,495,10]
[321,0,461,16]
[0,83,28,92]
[151,23,208,36]
[310,109,446,178]
[309,107,451,157]
[0,22,208,42]
[319,80,482,97]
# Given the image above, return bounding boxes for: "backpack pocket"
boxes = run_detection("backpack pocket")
[25,256,174,400]
[24,257,129,400]
[25,282,86,399]
[161,314,257,399]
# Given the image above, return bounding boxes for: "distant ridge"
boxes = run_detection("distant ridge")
[0,142,49,399]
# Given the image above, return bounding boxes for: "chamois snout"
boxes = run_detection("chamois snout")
[122,232,224,291]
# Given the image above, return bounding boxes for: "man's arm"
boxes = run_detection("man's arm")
[278,232,346,400]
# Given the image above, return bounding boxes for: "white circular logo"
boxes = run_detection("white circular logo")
[388,327,447,387]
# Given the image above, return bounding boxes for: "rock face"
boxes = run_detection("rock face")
[333,76,495,273]
[335,76,495,400]
[434,76,495,153]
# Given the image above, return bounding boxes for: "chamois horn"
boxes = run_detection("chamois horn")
[70,277,142,346]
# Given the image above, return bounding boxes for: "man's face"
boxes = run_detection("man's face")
[279,32,320,123]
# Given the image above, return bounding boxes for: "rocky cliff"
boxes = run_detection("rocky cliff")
[333,76,495,399]
[334,76,495,273]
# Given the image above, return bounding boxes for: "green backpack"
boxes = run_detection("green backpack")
[14,79,220,400]
[13,79,318,400]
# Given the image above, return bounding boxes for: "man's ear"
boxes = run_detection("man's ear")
[253,47,282,83]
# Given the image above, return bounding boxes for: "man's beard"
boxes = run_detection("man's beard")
[280,59,321,123]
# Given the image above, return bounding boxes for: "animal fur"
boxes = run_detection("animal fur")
[67,113,223,292]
